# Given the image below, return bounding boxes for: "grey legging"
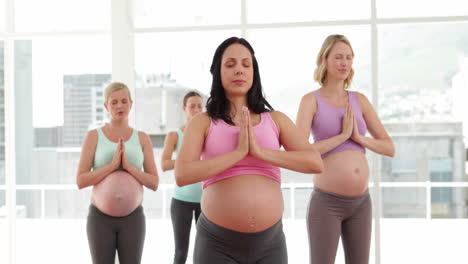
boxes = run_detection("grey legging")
[194,213,288,264]
[170,198,201,264]
[307,187,372,264]
[86,204,146,264]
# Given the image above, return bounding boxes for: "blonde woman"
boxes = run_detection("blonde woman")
[77,82,158,264]
[296,35,395,264]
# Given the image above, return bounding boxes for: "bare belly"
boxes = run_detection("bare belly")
[92,170,143,217]
[314,150,369,196]
[202,174,284,233]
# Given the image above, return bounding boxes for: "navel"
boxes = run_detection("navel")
[247,216,257,232]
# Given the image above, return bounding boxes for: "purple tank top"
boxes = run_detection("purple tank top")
[311,90,367,158]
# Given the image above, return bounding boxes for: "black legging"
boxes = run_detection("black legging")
[194,213,288,264]
[86,204,146,264]
[170,198,201,264]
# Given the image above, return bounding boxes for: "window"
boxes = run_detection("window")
[248,0,370,23]
[133,0,241,28]
[378,21,468,263]
[14,0,110,32]
[377,0,468,18]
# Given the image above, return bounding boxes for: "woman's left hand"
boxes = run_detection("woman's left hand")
[351,110,363,144]
[121,142,132,171]
[246,108,263,158]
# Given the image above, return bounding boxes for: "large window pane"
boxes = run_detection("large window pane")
[16,190,40,218]
[380,23,468,184]
[17,36,111,186]
[379,23,468,124]
[133,0,241,28]
[432,187,468,218]
[248,26,371,121]
[382,187,426,218]
[248,0,370,23]
[14,0,110,32]
[378,0,468,18]
[381,131,465,182]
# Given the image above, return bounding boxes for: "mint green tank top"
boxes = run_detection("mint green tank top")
[173,129,202,203]
[93,127,144,171]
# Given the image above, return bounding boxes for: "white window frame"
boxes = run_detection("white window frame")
[1,0,468,263]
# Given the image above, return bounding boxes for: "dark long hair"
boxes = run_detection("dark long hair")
[206,36,273,125]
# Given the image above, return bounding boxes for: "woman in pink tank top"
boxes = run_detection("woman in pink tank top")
[296,35,395,264]
[175,37,323,264]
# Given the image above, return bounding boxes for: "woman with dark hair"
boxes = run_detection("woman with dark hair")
[175,36,323,264]
[161,91,203,264]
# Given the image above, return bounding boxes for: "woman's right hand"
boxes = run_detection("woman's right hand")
[236,106,249,156]
[111,137,123,170]
[341,104,354,139]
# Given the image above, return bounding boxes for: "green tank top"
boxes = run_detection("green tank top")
[173,129,202,203]
[93,127,144,171]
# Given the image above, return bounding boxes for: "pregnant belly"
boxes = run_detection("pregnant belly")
[92,170,143,217]
[202,174,284,233]
[314,150,369,196]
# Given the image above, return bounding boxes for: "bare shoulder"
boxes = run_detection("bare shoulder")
[80,129,98,154]
[301,91,317,102]
[300,91,317,111]
[84,129,98,143]
[269,110,289,121]
[166,131,178,140]
[188,112,211,128]
[269,110,292,131]
[353,91,371,103]
[192,112,210,122]
[353,91,373,111]
[137,130,153,146]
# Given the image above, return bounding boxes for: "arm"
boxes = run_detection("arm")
[76,130,120,189]
[161,131,178,171]
[250,110,323,174]
[351,92,395,157]
[123,132,159,191]
[175,112,249,187]
[296,92,353,155]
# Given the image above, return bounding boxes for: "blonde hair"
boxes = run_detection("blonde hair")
[314,34,355,89]
[104,82,132,103]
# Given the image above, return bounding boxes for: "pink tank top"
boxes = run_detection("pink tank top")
[311,90,367,158]
[201,112,281,189]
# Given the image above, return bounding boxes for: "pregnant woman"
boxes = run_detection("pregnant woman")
[296,34,395,264]
[76,82,159,264]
